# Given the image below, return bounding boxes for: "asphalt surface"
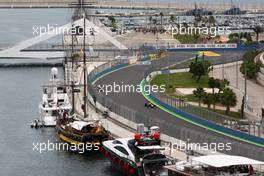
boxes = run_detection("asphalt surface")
[94,51,264,161]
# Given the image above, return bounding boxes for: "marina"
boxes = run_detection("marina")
[0,0,264,176]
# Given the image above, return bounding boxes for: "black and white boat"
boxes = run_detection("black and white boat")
[102,126,173,176]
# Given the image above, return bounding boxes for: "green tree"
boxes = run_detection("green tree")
[253,26,264,43]
[202,93,213,109]
[240,60,261,79]
[189,60,212,82]
[208,15,216,24]
[193,87,206,107]
[208,77,218,94]
[240,50,261,79]
[228,33,242,43]
[149,16,153,26]
[108,16,118,29]
[108,16,115,23]
[218,79,230,93]
[208,77,221,110]
[160,12,164,32]
[242,49,259,61]
[170,14,176,23]
[220,88,237,114]
[244,32,253,43]
[195,14,202,23]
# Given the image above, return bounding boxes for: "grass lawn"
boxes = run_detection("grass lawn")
[151,72,209,89]
[214,109,242,119]
[174,34,203,44]
[150,72,242,119]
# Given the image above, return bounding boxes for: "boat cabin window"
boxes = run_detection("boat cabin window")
[114,146,129,156]
[58,99,64,103]
[51,111,59,116]
[57,87,64,91]
[112,140,122,145]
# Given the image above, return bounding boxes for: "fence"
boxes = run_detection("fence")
[87,56,264,161]
[151,87,264,138]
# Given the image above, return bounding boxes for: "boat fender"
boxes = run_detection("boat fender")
[153,132,160,140]
[112,157,117,164]
[124,163,130,171]
[129,168,135,175]
[104,151,109,158]
[134,133,141,141]
[100,146,105,153]
[119,159,125,167]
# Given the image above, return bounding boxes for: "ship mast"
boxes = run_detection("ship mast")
[83,14,87,119]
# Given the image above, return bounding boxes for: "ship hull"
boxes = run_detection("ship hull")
[56,122,110,153]
[103,146,140,176]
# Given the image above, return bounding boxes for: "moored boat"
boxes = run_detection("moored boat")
[165,155,264,176]
[102,126,174,176]
[32,67,72,128]
[56,113,110,152]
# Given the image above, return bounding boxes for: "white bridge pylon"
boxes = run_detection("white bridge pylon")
[0,18,127,59]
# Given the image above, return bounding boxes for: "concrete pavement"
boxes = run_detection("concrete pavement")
[212,62,264,122]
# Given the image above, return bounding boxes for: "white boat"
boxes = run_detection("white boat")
[37,67,72,127]
[165,155,264,176]
[102,126,174,176]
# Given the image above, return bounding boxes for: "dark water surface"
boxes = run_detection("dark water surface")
[0,67,118,176]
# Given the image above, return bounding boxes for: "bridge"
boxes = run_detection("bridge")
[0,18,127,59]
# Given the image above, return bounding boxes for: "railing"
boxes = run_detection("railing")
[144,76,264,139]
[145,56,264,139]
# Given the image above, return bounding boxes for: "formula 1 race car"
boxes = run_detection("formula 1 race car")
[145,101,156,108]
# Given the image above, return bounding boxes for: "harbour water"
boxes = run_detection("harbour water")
[0,67,120,176]
[0,9,121,176]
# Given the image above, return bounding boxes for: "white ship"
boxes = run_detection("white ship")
[32,67,72,128]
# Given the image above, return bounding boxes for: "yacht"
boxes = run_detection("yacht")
[36,67,72,127]
[102,126,173,176]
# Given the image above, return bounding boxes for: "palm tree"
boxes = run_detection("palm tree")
[220,88,237,114]
[160,12,164,32]
[108,16,118,29]
[253,26,263,43]
[202,93,213,109]
[193,87,206,107]
[152,17,158,34]
[170,14,176,24]
[218,79,230,93]
[149,16,153,26]
[208,77,217,94]
[194,14,202,26]
[208,16,216,25]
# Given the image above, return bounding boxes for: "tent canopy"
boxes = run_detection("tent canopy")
[192,155,264,168]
